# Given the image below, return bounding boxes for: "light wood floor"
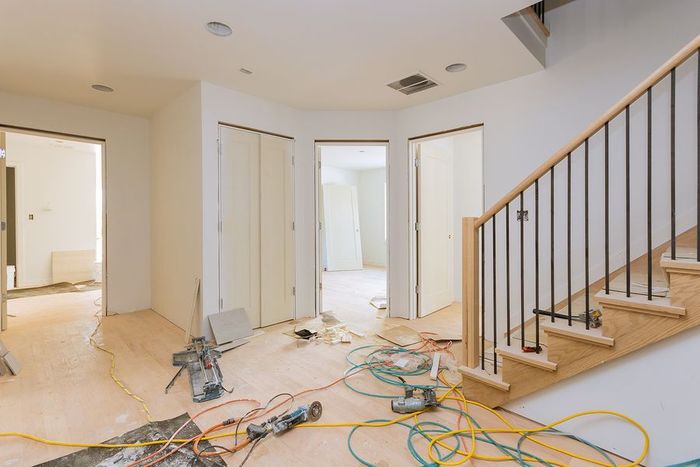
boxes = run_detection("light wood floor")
[0,290,624,466]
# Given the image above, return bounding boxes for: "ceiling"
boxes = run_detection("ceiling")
[321,145,386,171]
[0,0,541,116]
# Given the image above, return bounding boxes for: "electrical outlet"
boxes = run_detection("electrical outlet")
[517,210,529,222]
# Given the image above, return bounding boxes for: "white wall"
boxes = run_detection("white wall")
[151,83,203,333]
[358,168,387,267]
[321,166,359,186]
[6,134,98,287]
[452,129,483,298]
[0,91,151,313]
[392,0,700,464]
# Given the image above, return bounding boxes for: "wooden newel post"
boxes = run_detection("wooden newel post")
[462,217,480,368]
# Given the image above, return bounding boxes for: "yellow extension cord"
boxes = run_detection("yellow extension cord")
[88,314,153,422]
[0,375,649,466]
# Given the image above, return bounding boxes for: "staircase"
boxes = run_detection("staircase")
[459,35,700,407]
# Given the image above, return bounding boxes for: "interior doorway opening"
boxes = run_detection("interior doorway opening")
[409,125,484,319]
[1,128,105,331]
[315,142,389,323]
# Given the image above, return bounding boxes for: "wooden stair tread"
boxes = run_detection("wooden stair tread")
[459,365,511,391]
[542,320,615,347]
[595,290,685,317]
[660,256,700,275]
[496,345,557,372]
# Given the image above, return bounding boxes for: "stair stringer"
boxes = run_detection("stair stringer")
[461,266,700,408]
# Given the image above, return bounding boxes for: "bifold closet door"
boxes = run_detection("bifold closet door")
[219,126,295,329]
[219,126,261,328]
[259,135,294,327]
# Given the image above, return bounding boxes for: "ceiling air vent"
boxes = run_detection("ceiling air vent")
[387,73,438,95]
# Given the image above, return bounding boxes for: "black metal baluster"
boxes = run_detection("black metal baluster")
[506,203,511,346]
[481,225,485,370]
[520,191,525,347]
[605,122,610,294]
[671,68,677,260]
[535,180,540,352]
[647,88,653,301]
[585,139,590,329]
[550,167,555,322]
[567,153,572,326]
[492,215,498,374]
[626,105,631,297]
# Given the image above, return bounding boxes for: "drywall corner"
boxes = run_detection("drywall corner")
[151,82,204,333]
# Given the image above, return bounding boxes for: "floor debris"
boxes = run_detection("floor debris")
[36,413,224,467]
[377,325,423,346]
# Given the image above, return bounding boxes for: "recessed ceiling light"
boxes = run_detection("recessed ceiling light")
[445,63,467,73]
[91,84,114,93]
[240,67,253,75]
[206,21,232,37]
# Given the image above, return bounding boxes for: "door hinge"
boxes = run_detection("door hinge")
[292,155,295,166]
[0,221,5,231]
[414,222,420,231]
[292,286,296,296]
[291,221,295,231]
[319,282,323,290]
[0,149,6,159]
[319,221,323,231]
[415,285,420,295]
[414,157,420,168]
[219,298,223,310]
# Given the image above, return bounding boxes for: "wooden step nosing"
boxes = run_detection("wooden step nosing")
[542,324,615,347]
[595,292,685,317]
[459,366,511,391]
[495,347,558,372]
[660,258,700,276]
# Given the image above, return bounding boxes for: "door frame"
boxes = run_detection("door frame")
[0,125,108,321]
[216,122,297,323]
[314,140,390,317]
[408,124,484,320]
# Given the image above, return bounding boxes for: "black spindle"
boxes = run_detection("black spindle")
[605,122,610,294]
[535,180,540,352]
[647,88,653,301]
[492,215,497,374]
[520,192,525,347]
[506,203,511,346]
[567,153,572,326]
[481,225,485,370]
[671,68,677,260]
[585,139,590,329]
[626,105,631,297]
[550,167,555,322]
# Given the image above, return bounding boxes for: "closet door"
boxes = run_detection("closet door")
[219,126,261,328]
[260,135,295,326]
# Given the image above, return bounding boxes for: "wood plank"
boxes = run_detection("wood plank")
[462,217,480,367]
[476,34,700,227]
[496,345,558,372]
[459,365,511,391]
[542,321,614,347]
[595,290,685,318]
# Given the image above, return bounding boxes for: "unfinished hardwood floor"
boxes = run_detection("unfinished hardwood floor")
[0,291,625,466]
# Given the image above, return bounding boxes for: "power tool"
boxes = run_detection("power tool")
[171,337,226,403]
[246,401,323,441]
[532,308,602,328]
[391,386,438,414]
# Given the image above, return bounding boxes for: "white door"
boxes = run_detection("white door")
[1,132,6,331]
[323,184,363,271]
[259,135,295,326]
[219,126,261,328]
[418,143,454,317]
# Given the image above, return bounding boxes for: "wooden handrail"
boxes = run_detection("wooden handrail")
[476,34,700,228]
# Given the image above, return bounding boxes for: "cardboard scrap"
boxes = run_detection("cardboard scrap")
[377,325,423,347]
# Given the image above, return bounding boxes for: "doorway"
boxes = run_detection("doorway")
[315,141,390,320]
[1,128,105,331]
[409,126,484,318]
